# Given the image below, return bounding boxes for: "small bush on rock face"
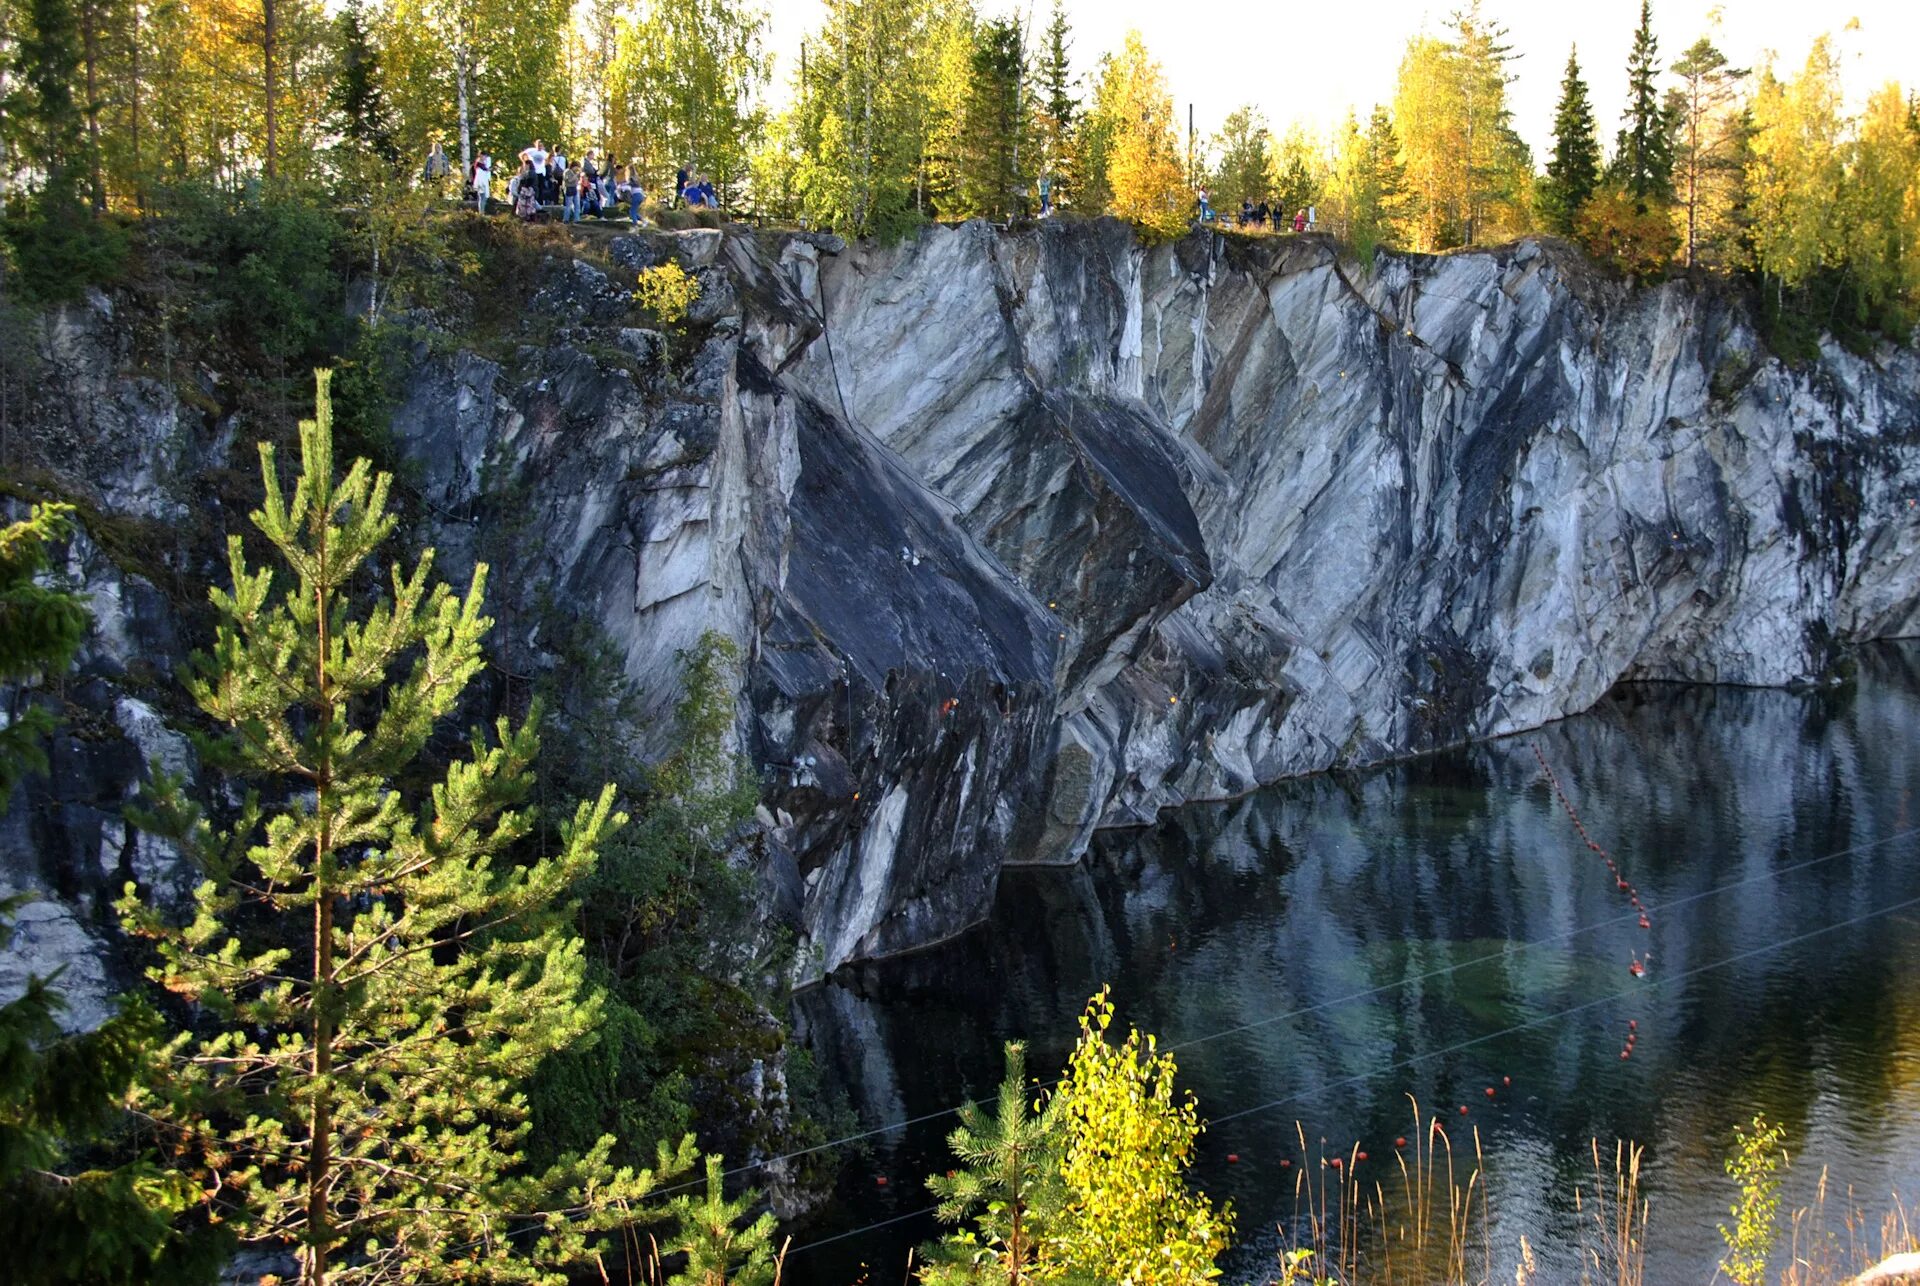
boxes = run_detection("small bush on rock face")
[634,261,701,325]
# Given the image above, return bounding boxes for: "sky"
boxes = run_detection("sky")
[758,0,1920,162]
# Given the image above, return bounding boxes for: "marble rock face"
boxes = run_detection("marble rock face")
[8,221,1920,1003]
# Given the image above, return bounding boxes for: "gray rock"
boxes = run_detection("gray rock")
[12,221,1920,992]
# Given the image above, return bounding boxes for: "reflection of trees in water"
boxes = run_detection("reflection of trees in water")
[794,643,1920,1283]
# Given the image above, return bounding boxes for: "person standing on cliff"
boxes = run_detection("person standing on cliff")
[520,139,548,192]
[1039,170,1053,217]
[1307,203,1317,232]
[472,151,493,214]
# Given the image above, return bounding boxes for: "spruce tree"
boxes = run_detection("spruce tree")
[1038,0,1074,131]
[0,504,222,1284]
[956,16,1025,220]
[1542,46,1601,235]
[329,0,398,166]
[120,372,695,1286]
[1031,0,1077,209]
[1615,0,1674,203]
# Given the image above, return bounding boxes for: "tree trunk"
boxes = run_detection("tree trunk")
[81,0,104,211]
[455,40,472,177]
[262,0,279,179]
[130,2,144,206]
[303,538,336,1286]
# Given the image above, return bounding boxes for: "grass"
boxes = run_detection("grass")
[1259,1098,1914,1286]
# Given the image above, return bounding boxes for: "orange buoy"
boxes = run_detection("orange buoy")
[876,1176,889,1186]
[1484,1086,1496,1097]
[1395,1137,1407,1148]
[1459,1105,1469,1115]
[1357,1151,1369,1162]
[1329,1157,1342,1169]
[1628,1020,1637,1030]
[1227,1153,1239,1164]
[1502,1075,1512,1086]
[1280,1159,1292,1168]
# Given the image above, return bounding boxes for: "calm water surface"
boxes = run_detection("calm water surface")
[789,644,1920,1284]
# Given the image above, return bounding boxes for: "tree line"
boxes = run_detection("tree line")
[3,0,1916,335]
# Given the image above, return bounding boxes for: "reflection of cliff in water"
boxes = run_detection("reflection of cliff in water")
[791,643,1920,1284]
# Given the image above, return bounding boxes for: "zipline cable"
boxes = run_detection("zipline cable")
[663,820,1920,1200]
[779,885,1920,1258]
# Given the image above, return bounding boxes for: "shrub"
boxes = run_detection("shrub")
[1575,186,1679,280]
[1718,1112,1788,1286]
[634,260,701,325]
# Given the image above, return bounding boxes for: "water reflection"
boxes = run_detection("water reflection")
[791,645,1920,1284]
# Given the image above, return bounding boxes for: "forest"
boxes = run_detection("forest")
[0,0,1916,341]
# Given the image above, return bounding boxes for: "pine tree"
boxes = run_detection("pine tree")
[1615,0,1674,204]
[924,1041,1065,1286]
[1327,106,1408,259]
[662,1155,777,1286]
[120,371,696,1286]
[0,504,222,1285]
[329,0,397,166]
[1669,36,1747,267]
[0,505,87,801]
[1391,7,1529,250]
[1541,46,1600,235]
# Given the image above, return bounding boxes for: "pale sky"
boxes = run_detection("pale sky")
[758,0,1919,164]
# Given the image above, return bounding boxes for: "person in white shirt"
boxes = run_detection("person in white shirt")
[472,152,493,214]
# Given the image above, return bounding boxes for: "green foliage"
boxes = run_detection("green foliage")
[1541,47,1601,235]
[788,0,973,239]
[635,260,702,326]
[1327,107,1407,261]
[0,951,225,1286]
[1613,0,1675,203]
[329,0,398,167]
[952,17,1026,221]
[605,0,768,203]
[0,188,128,302]
[121,369,694,1283]
[0,504,88,801]
[1029,0,1078,210]
[1717,1113,1787,1286]
[526,627,767,1175]
[1048,988,1232,1286]
[1208,106,1271,214]
[663,1154,778,1286]
[1575,184,1678,278]
[146,184,348,368]
[0,505,225,1284]
[922,1041,1064,1286]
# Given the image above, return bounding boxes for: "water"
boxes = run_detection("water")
[787,644,1920,1284]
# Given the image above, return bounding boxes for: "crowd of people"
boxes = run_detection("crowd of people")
[440,137,723,226]
[1196,186,1315,233]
